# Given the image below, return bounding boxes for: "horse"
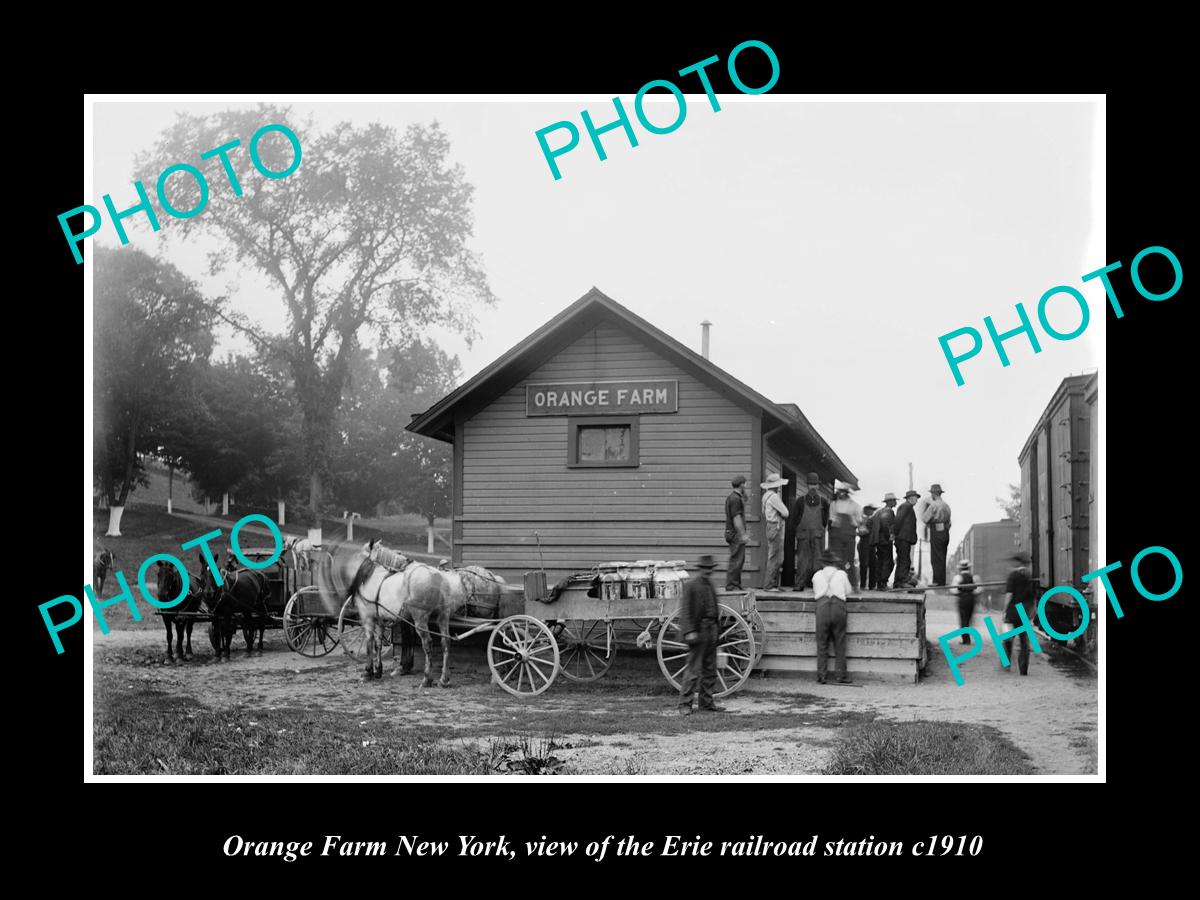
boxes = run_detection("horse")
[199,554,271,659]
[93,549,115,594]
[155,560,205,662]
[346,541,474,688]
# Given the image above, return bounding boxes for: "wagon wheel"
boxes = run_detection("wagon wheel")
[283,587,340,658]
[207,621,220,652]
[336,595,393,659]
[488,615,560,697]
[657,603,756,698]
[557,619,616,683]
[746,607,766,667]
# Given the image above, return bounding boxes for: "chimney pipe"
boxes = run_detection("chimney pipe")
[700,320,712,360]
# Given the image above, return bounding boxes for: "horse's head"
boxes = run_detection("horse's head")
[155,560,183,605]
[195,554,225,610]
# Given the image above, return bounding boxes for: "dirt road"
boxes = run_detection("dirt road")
[92,601,1097,775]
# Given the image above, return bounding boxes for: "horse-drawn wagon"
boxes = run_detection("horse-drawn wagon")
[339,546,760,698]
[154,542,348,660]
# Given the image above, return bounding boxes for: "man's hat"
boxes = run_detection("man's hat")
[761,472,788,489]
[930,483,945,494]
[958,559,971,570]
[731,474,747,487]
[863,504,878,514]
[818,549,841,568]
[1009,550,1032,565]
[882,492,898,503]
[806,472,820,485]
[834,479,855,493]
[904,489,920,499]
[696,554,717,569]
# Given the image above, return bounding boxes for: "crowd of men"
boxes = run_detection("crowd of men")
[722,472,954,593]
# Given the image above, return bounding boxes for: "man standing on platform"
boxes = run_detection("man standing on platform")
[760,473,790,591]
[893,489,921,587]
[677,554,723,713]
[813,549,853,684]
[918,484,952,586]
[828,480,863,589]
[858,504,877,590]
[724,475,749,590]
[790,471,829,590]
[872,493,898,588]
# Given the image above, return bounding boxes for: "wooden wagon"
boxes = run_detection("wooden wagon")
[334,561,761,698]
[155,545,350,658]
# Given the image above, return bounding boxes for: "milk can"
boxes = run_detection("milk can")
[627,560,653,600]
[653,562,683,600]
[598,564,624,602]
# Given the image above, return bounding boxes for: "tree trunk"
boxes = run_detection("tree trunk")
[107,414,138,537]
[167,465,174,514]
[277,499,286,526]
[222,492,229,516]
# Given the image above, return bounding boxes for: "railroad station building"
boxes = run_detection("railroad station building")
[407,288,857,587]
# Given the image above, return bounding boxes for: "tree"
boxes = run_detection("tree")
[328,339,461,524]
[384,339,461,529]
[134,106,496,525]
[94,247,214,535]
[996,483,1022,526]
[158,355,301,510]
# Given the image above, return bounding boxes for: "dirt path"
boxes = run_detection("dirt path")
[784,606,1098,774]
[92,604,1097,775]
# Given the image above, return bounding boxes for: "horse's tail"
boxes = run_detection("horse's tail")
[346,556,377,605]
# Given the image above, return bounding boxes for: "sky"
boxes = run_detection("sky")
[91,97,1102,553]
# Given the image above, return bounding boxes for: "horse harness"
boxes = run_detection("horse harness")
[208,567,269,619]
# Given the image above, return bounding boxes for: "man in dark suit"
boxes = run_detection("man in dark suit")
[858,504,877,589]
[790,472,829,590]
[892,489,920,587]
[872,493,898,588]
[677,554,723,714]
[1002,550,1037,675]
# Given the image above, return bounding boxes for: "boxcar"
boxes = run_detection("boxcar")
[1017,372,1097,653]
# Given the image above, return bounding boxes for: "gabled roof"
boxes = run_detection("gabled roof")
[407,288,857,486]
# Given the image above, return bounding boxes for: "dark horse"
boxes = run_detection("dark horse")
[93,549,115,594]
[199,555,270,660]
[155,560,205,662]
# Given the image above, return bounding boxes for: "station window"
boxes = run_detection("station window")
[567,417,640,467]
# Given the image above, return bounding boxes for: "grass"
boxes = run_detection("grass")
[93,675,494,775]
[822,719,1036,775]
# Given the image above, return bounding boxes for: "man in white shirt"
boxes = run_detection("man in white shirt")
[918,484,952,586]
[760,473,790,591]
[812,549,853,684]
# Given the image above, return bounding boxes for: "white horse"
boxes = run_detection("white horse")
[347,542,469,687]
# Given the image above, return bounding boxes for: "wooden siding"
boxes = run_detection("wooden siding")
[457,322,757,583]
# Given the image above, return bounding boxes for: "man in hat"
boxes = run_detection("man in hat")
[724,475,749,590]
[812,549,853,684]
[789,472,829,590]
[950,559,981,643]
[828,480,863,590]
[858,504,878,590]
[918,484,952,586]
[760,472,790,591]
[871,493,898,588]
[1002,550,1036,675]
[892,489,921,587]
[677,554,723,713]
